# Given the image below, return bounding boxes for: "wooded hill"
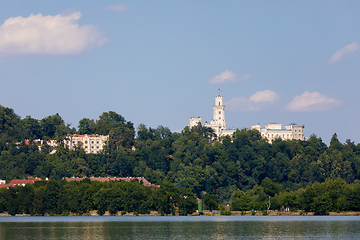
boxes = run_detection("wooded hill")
[1,104,360,204]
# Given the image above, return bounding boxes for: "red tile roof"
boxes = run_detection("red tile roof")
[65,177,155,186]
[0,177,156,188]
[71,134,101,137]
[0,178,42,188]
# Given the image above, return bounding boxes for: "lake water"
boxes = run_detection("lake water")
[1,216,360,239]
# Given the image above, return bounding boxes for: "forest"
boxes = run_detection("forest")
[1,104,360,215]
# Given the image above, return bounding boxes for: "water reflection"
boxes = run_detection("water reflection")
[0,217,360,239]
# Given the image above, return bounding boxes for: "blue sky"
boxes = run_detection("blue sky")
[0,1,360,145]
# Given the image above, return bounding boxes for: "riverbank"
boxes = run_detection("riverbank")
[0,210,359,217]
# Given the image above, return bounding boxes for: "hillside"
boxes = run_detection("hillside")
[1,105,360,203]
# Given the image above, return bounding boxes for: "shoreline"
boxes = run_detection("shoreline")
[1,211,359,217]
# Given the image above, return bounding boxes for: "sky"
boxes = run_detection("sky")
[0,1,360,145]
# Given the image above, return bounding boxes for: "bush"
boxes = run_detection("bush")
[220,210,231,215]
[262,210,268,215]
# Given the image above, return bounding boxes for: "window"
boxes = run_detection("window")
[91,146,94,149]
[91,141,94,144]
[219,111,221,114]
[85,140,88,144]
[219,102,220,105]
[219,117,221,119]
[97,141,99,144]
[72,141,75,144]
[85,146,88,149]
[97,146,99,149]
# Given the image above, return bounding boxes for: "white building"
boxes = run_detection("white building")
[189,117,201,129]
[190,95,306,142]
[64,134,109,154]
[190,95,236,138]
[251,123,305,143]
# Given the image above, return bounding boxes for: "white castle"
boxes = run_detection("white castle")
[190,95,305,143]
[251,123,305,143]
[189,95,236,137]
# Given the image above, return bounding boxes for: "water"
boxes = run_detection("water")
[0,216,359,239]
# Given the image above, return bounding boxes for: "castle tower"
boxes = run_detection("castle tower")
[190,94,232,138]
[189,117,201,129]
[212,95,226,130]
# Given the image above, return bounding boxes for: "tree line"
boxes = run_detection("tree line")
[0,179,198,216]
[1,177,359,216]
[1,104,360,205]
[230,177,360,215]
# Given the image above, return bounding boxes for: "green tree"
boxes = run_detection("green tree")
[203,193,218,211]
[155,182,180,215]
[78,118,95,135]
[179,192,197,215]
[260,177,280,197]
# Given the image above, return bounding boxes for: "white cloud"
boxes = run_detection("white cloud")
[285,91,340,111]
[209,70,250,84]
[106,4,129,12]
[330,42,359,64]
[0,12,107,56]
[226,90,279,111]
[249,90,279,103]
[209,70,236,84]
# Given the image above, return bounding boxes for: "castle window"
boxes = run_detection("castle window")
[219,102,220,105]
[219,117,221,119]
[219,111,221,114]
[97,141,99,144]
[85,141,88,144]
